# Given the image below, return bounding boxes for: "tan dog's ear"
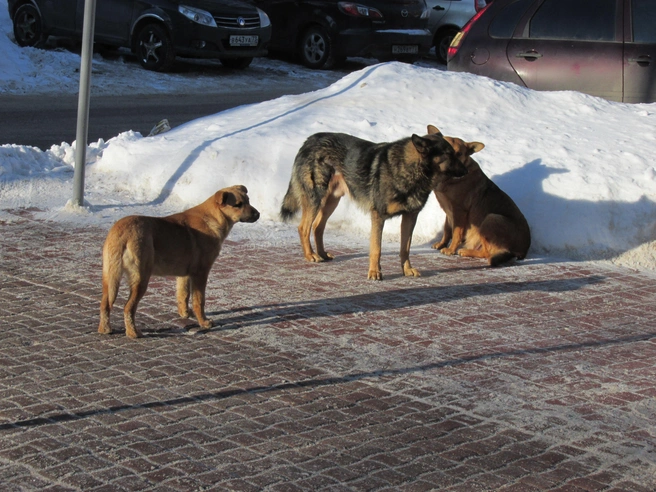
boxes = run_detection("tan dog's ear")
[216,190,237,207]
[427,125,441,135]
[235,185,248,194]
[467,142,485,154]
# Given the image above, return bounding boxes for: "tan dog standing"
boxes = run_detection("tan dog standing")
[98,185,260,338]
[432,137,530,266]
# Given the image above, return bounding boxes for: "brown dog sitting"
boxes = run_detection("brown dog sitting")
[98,185,260,338]
[432,137,530,266]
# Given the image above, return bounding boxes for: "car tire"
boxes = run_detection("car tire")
[220,57,253,69]
[135,23,175,72]
[298,26,338,70]
[435,27,459,65]
[12,4,45,48]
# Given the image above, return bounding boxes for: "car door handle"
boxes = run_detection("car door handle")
[433,5,445,10]
[516,50,543,61]
[629,55,651,67]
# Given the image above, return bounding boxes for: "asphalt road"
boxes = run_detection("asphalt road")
[0,89,308,150]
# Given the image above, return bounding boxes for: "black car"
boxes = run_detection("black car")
[447,0,656,103]
[8,0,272,71]
[253,0,433,69]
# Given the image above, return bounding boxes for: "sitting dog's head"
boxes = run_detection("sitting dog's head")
[411,125,468,180]
[215,185,260,223]
[443,136,485,164]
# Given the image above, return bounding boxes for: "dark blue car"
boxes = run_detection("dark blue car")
[8,0,273,71]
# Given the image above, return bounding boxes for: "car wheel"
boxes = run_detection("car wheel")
[136,23,175,72]
[12,4,45,48]
[220,57,253,69]
[435,27,459,65]
[298,26,338,70]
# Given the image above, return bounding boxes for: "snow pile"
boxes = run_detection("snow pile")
[1,0,656,271]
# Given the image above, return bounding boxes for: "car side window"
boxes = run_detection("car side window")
[489,0,534,38]
[632,0,656,43]
[529,0,616,41]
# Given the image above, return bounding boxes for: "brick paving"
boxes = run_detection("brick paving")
[0,209,655,491]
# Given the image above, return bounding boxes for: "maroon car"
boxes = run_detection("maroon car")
[447,0,656,103]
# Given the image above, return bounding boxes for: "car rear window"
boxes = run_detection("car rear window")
[632,0,656,43]
[489,0,534,38]
[529,0,616,41]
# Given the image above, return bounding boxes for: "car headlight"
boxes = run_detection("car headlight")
[178,5,217,27]
[258,8,271,28]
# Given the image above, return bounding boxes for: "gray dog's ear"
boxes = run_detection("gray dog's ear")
[427,125,441,135]
[411,134,430,154]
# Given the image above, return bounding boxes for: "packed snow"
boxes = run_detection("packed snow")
[1,0,656,272]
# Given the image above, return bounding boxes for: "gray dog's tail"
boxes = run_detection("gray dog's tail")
[280,181,300,222]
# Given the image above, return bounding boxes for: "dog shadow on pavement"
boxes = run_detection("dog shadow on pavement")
[131,271,605,337]
[205,274,606,332]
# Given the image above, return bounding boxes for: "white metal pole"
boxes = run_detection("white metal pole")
[72,0,97,207]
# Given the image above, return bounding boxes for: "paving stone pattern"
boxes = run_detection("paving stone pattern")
[0,211,655,491]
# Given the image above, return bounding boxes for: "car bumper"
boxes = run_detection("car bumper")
[336,28,432,59]
[171,20,272,58]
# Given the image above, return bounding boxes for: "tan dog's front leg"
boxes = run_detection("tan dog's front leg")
[400,211,420,277]
[368,211,385,280]
[190,273,213,330]
[176,276,190,318]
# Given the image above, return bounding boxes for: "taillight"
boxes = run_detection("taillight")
[447,3,490,62]
[338,2,384,19]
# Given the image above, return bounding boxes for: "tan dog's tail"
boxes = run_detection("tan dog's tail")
[101,238,124,305]
[98,233,126,334]
[280,181,300,222]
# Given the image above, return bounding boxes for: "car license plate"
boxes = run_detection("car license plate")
[230,35,258,47]
[392,45,419,55]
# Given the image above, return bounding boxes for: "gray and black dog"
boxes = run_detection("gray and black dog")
[280,125,467,280]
